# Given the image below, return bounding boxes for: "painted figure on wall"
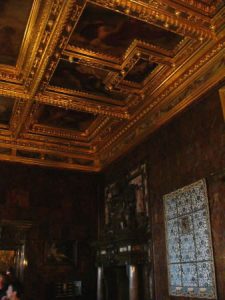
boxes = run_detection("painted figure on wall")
[46,241,77,265]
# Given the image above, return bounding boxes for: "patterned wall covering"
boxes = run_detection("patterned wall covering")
[164,179,217,298]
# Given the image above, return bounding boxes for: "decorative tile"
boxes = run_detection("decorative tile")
[180,234,196,262]
[168,238,180,263]
[197,262,213,287]
[191,185,206,211]
[182,263,198,287]
[166,197,177,220]
[177,192,192,216]
[169,264,182,286]
[164,179,217,298]
[167,219,179,239]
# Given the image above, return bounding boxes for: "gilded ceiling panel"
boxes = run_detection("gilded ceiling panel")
[37,104,97,132]
[69,3,183,57]
[124,58,158,83]
[49,59,126,101]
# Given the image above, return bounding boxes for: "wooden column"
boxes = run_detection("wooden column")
[129,265,139,300]
[97,266,104,300]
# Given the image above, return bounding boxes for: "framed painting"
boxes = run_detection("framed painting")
[45,240,77,266]
[104,162,149,230]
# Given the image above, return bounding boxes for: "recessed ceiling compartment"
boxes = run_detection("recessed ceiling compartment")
[49,59,126,101]
[68,3,183,57]
[37,104,97,133]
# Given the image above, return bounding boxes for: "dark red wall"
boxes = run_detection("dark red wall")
[103,86,225,300]
[0,163,100,300]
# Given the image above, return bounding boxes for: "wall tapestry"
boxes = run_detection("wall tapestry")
[164,179,217,298]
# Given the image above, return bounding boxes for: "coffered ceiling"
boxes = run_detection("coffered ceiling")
[0,0,224,171]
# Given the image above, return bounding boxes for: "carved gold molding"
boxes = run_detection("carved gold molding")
[162,0,222,16]
[16,0,43,71]
[0,83,28,99]
[21,132,94,151]
[14,1,85,137]
[0,134,97,168]
[0,152,100,172]
[36,91,130,119]
[90,0,214,39]
[30,115,103,141]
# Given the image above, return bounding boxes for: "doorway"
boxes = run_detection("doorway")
[104,266,129,300]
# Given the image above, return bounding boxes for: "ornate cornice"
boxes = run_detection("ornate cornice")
[0,134,97,166]
[30,125,89,141]
[21,132,93,150]
[0,152,100,172]
[100,38,225,165]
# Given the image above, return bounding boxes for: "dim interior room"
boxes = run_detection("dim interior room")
[0,0,224,300]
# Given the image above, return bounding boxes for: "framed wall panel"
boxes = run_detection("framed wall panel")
[164,179,217,298]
